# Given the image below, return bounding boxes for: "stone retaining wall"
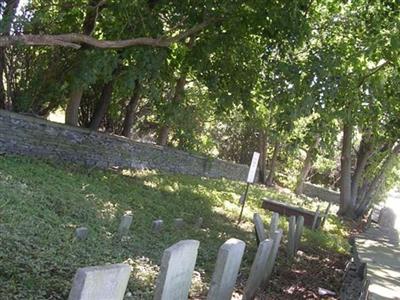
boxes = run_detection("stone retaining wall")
[303,182,340,204]
[0,110,251,181]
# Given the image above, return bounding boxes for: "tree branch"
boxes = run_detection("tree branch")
[358,60,391,87]
[0,18,215,49]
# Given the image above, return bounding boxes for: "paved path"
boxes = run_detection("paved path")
[356,224,400,299]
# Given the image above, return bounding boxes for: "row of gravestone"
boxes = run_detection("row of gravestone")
[68,212,306,300]
[67,221,285,299]
[74,213,204,240]
[253,212,304,262]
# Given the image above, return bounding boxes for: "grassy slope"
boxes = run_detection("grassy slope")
[0,156,349,299]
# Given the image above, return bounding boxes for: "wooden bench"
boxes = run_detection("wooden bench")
[261,198,322,228]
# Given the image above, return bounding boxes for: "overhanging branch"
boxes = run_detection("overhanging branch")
[0,18,215,49]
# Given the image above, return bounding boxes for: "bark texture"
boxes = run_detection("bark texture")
[121,80,141,138]
[338,123,353,217]
[266,141,281,186]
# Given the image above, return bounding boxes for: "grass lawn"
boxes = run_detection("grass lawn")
[0,155,350,299]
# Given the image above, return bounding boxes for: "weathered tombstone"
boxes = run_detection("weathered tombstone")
[118,213,133,236]
[243,239,273,300]
[263,228,283,284]
[195,217,203,228]
[378,207,396,229]
[269,212,279,238]
[253,213,266,245]
[311,205,321,230]
[154,240,200,300]
[287,216,296,259]
[207,238,246,300]
[152,220,164,233]
[75,227,88,240]
[68,264,131,300]
[174,218,184,229]
[294,216,304,252]
[320,203,332,229]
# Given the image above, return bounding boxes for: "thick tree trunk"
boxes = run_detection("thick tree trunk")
[258,130,268,184]
[65,0,105,126]
[65,89,83,126]
[338,123,353,217]
[89,79,115,130]
[121,80,141,138]
[265,141,281,186]
[350,132,373,204]
[157,74,187,146]
[295,135,320,195]
[0,0,20,109]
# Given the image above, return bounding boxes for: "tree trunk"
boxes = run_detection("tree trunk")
[258,130,268,184]
[295,135,320,195]
[350,131,373,204]
[89,80,115,130]
[265,140,281,186]
[121,80,141,138]
[65,88,83,126]
[157,74,187,146]
[338,123,353,217]
[65,0,105,126]
[354,143,400,217]
[0,0,20,109]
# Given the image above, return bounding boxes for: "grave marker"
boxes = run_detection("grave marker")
[118,213,133,236]
[152,220,163,233]
[243,239,273,300]
[174,218,184,229]
[253,213,266,244]
[294,216,304,252]
[75,227,88,240]
[269,212,279,238]
[68,264,130,300]
[311,206,320,230]
[154,240,200,300]
[195,217,203,228]
[287,216,296,259]
[263,229,283,284]
[207,238,246,300]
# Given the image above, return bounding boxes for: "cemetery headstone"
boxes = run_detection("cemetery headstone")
[195,217,203,228]
[263,228,283,284]
[152,220,164,233]
[174,218,184,229]
[207,238,246,300]
[75,227,88,240]
[118,213,133,236]
[253,213,266,245]
[287,216,296,259]
[311,206,321,230]
[243,239,273,300]
[154,240,200,300]
[294,216,304,252]
[68,264,131,300]
[269,212,279,238]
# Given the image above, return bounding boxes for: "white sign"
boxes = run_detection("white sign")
[246,152,260,183]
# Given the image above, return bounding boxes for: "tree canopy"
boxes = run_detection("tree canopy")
[1,0,399,219]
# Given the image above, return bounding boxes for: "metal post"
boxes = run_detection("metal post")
[238,182,250,224]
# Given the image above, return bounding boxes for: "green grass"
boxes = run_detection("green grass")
[0,155,350,299]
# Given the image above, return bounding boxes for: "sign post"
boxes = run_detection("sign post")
[238,152,260,224]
